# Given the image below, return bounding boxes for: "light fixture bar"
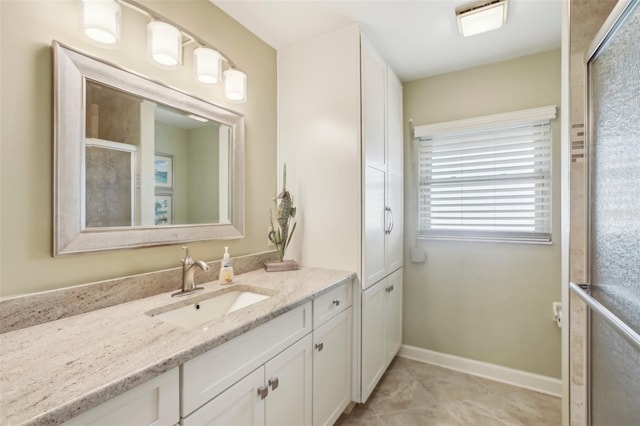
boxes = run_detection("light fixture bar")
[455,0,508,37]
[117,0,237,68]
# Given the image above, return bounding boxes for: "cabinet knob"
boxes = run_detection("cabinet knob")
[257,386,269,400]
[332,299,340,306]
[315,342,324,352]
[268,377,279,391]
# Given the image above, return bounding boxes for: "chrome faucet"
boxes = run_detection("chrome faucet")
[172,246,210,297]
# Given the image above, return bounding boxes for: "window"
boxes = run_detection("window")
[414,106,555,243]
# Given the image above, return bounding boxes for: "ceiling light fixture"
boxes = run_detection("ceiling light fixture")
[456,0,508,37]
[81,0,120,45]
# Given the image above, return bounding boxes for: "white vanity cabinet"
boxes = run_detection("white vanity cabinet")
[312,282,353,426]
[361,269,403,401]
[181,302,312,425]
[180,280,354,426]
[278,24,403,404]
[183,335,313,426]
[62,368,179,426]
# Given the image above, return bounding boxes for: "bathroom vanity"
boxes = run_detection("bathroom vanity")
[0,267,355,425]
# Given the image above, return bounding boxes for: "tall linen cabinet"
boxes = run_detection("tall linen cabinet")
[278,25,403,404]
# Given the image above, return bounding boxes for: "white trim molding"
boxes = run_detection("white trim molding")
[413,105,557,137]
[398,345,562,397]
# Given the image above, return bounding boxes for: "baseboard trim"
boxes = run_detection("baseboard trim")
[398,345,562,397]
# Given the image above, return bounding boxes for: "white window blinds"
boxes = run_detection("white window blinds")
[415,106,555,243]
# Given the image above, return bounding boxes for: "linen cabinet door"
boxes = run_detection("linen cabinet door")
[386,67,403,177]
[264,335,312,426]
[361,35,387,170]
[364,165,387,287]
[360,278,387,402]
[313,308,352,426]
[385,172,403,273]
[384,269,403,362]
[182,368,264,426]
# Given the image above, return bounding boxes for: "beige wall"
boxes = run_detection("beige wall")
[0,0,277,297]
[403,49,562,378]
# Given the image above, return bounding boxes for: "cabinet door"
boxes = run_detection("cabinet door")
[63,368,178,426]
[313,308,352,426]
[385,171,403,273]
[182,368,264,426]
[361,35,387,170]
[364,165,387,287]
[361,278,387,401]
[386,68,403,177]
[384,269,403,362]
[264,335,312,426]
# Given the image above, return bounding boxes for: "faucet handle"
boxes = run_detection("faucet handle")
[182,246,194,265]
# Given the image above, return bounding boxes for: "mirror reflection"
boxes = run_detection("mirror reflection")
[84,80,231,228]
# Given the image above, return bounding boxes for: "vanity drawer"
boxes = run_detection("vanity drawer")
[313,279,352,328]
[181,301,311,416]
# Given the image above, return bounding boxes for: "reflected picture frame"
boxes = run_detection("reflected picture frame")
[154,154,173,189]
[154,193,173,225]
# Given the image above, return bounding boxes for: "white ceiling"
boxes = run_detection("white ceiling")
[212,0,562,82]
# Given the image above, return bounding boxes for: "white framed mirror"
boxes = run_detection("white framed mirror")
[53,41,244,255]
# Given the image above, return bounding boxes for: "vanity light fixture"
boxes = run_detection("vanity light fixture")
[81,0,120,45]
[456,0,508,37]
[79,0,248,102]
[223,69,247,103]
[147,21,182,68]
[194,47,222,85]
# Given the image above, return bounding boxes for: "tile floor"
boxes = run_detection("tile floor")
[335,357,561,426]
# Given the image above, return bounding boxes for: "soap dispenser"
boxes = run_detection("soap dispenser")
[219,246,234,284]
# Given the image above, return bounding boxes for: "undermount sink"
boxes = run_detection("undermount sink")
[147,287,276,327]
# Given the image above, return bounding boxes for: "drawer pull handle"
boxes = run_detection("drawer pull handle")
[332,299,340,306]
[315,342,324,352]
[268,377,279,391]
[258,386,269,400]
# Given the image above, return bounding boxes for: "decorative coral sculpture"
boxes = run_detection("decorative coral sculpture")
[268,164,297,263]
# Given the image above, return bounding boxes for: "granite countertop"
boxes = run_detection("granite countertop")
[0,266,355,425]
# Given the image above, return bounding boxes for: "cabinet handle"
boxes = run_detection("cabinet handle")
[384,207,391,234]
[388,207,394,233]
[257,386,269,400]
[268,377,279,391]
[315,342,324,352]
[332,299,340,306]
[386,285,394,293]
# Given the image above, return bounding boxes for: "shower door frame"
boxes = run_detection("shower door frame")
[580,0,640,424]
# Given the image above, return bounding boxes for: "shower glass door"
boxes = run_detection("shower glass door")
[586,0,640,424]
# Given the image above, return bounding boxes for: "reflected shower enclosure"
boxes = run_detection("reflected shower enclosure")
[84,80,232,227]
